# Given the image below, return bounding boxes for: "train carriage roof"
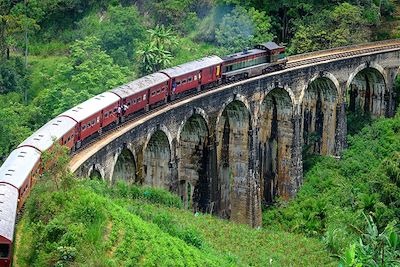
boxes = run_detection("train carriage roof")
[0,183,18,242]
[111,73,169,98]
[160,56,223,78]
[18,116,77,152]
[222,48,265,62]
[60,92,120,123]
[259,42,282,50]
[0,147,41,189]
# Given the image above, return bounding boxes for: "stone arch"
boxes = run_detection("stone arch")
[299,72,341,107]
[215,94,252,130]
[216,99,251,223]
[111,148,137,184]
[178,114,210,212]
[176,107,210,144]
[347,64,388,117]
[347,63,387,90]
[258,88,294,203]
[263,82,296,109]
[301,76,338,156]
[143,129,172,190]
[88,164,104,181]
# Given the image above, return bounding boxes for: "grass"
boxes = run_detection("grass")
[15,179,337,266]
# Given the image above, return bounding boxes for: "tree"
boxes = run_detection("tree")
[147,24,177,49]
[33,36,128,120]
[137,42,173,75]
[289,3,370,54]
[75,5,146,66]
[136,25,177,75]
[215,6,274,53]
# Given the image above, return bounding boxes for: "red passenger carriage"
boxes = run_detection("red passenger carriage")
[161,56,223,98]
[111,72,170,117]
[60,92,121,148]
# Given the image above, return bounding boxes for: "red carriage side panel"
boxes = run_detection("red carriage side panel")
[111,73,170,115]
[101,102,120,128]
[149,81,169,105]
[79,113,102,141]
[161,56,223,97]
[125,91,148,112]
[172,71,199,95]
[60,92,121,144]
[0,235,12,267]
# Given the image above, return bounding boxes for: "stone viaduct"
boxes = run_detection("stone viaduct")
[71,44,400,227]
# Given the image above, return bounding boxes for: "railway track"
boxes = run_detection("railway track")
[287,41,400,68]
[70,40,400,171]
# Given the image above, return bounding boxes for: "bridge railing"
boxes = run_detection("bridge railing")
[288,39,400,62]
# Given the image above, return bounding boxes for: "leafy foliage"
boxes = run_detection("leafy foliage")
[136,25,176,75]
[215,6,273,52]
[32,36,127,119]
[289,3,370,54]
[76,5,145,66]
[0,56,29,94]
[340,214,400,267]
[264,112,400,257]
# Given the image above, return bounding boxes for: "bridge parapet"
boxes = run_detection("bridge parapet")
[71,44,400,227]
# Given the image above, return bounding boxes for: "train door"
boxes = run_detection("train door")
[0,243,11,266]
[216,64,221,78]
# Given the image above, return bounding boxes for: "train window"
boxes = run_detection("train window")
[182,79,186,84]
[0,243,10,258]
[64,140,67,145]
[92,120,95,125]
[188,77,192,82]
[138,98,141,103]
[151,91,155,96]
[127,102,131,106]
[105,112,108,118]
[82,124,86,131]
[113,108,117,113]
[133,99,136,104]
[176,81,181,85]
[143,94,146,100]
[194,75,197,80]
[68,136,71,142]
[157,89,161,94]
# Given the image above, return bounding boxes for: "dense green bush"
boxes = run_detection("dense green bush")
[0,57,29,94]
[264,112,400,256]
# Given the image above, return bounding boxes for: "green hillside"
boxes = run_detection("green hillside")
[15,180,336,266]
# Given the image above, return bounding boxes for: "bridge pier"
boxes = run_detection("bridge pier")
[71,46,400,228]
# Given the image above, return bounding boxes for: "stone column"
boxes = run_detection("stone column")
[290,111,303,196]
[335,82,348,156]
[385,68,398,117]
[248,125,262,227]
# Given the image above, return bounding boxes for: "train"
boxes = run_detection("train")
[0,42,286,267]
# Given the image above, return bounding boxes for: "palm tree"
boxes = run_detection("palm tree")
[147,24,177,50]
[137,42,173,75]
